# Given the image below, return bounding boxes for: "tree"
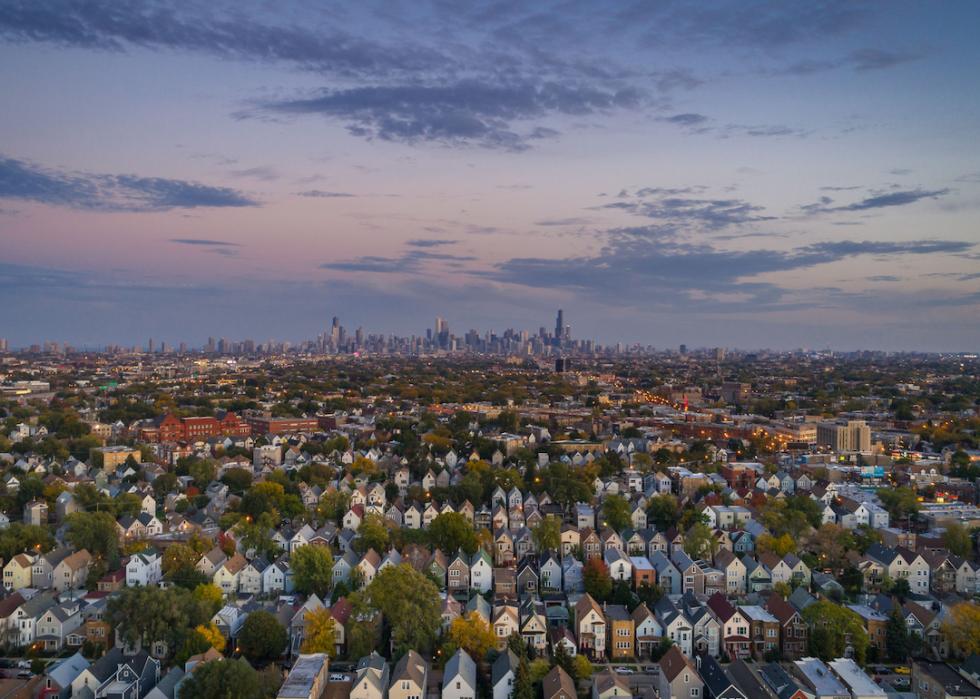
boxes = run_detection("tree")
[179,658,276,699]
[428,512,478,555]
[317,490,350,523]
[531,516,561,552]
[601,495,631,532]
[944,602,980,657]
[357,513,390,554]
[300,607,337,654]
[513,656,533,699]
[802,600,869,664]
[449,612,496,661]
[807,524,853,571]
[194,623,226,652]
[362,564,441,654]
[108,586,211,655]
[876,487,919,525]
[237,610,287,665]
[683,522,717,560]
[943,521,973,558]
[573,655,593,680]
[291,545,334,599]
[889,578,911,601]
[193,584,225,616]
[756,533,797,557]
[885,606,913,662]
[583,559,612,601]
[65,511,120,566]
[239,482,286,521]
[646,495,680,530]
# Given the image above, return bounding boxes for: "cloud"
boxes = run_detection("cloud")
[479,236,975,313]
[534,217,593,227]
[0,155,257,211]
[598,188,775,230]
[296,190,356,198]
[802,188,951,214]
[0,2,443,79]
[848,48,924,71]
[779,48,926,75]
[661,113,709,127]
[867,275,900,282]
[406,239,458,248]
[257,81,644,150]
[228,166,279,181]
[321,247,476,274]
[169,238,240,247]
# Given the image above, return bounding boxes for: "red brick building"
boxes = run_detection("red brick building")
[141,412,250,442]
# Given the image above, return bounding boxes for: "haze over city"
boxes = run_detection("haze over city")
[1,1,979,350]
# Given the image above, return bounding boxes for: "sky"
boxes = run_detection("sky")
[1,1,979,351]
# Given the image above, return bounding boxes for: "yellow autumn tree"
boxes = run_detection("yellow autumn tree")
[944,602,980,657]
[194,623,226,652]
[301,607,337,654]
[449,612,496,661]
[756,533,796,557]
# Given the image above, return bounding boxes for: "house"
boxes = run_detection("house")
[655,597,693,658]
[574,593,607,660]
[442,649,476,699]
[658,645,704,699]
[43,651,90,699]
[145,667,184,699]
[53,549,92,592]
[604,548,632,582]
[696,653,748,699]
[542,666,576,699]
[715,550,746,597]
[470,549,493,593]
[389,649,428,699]
[519,599,548,653]
[492,650,519,699]
[35,600,83,651]
[592,669,632,699]
[213,553,247,593]
[826,658,885,699]
[706,593,751,660]
[739,605,780,659]
[3,553,35,590]
[757,662,810,699]
[351,652,390,699]
[631,603,662,658]
[764,594,807,660]
[606,604,635,660]
[911,659,980,699]
[492,605,519,651]
[864,544,930,596]
[280,653,329,699]
[71,648,161,699]
[793,657,849,699]
[126,551,162,587]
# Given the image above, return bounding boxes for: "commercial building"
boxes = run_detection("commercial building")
[816,420,871,453]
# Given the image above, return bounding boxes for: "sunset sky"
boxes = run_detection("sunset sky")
[1,1,979,350]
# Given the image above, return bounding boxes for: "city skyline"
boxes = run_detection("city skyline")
[1,2,979,351]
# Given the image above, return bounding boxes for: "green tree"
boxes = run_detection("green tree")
[802,600,869,664]
[65,511,120,566]
[601,495,631,531]
[291,545,334,599]
[943,521,973,558]
[179,658,277,699]
[362,564,441,655]
[646,494,680,530]
[876,487,919,525]
[886,606,914,662]
[237,610,287,665]
[531,515,561,552]
[428,512,478,555]
[513,656,533,699]
[683,522,717,560]
[357,513,390,554]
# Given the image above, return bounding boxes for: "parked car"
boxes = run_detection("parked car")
[615,667,635,675]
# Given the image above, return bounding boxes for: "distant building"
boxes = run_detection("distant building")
[816,420,871,453]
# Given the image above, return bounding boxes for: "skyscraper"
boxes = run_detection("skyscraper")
[555,309,564,344]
